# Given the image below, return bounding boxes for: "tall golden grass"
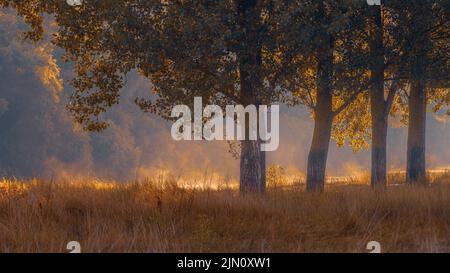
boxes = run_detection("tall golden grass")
[0,172,449,253]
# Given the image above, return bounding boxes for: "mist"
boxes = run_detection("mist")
[0,11,448,182]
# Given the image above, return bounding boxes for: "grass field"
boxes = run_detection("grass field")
[0,173,449,253]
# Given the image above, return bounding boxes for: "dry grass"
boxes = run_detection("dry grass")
[0,174,449,253]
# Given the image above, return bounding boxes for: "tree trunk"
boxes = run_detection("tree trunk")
[406,9,428,185]
[306,9,333,192]
[407,60,427,184]
[369,5,388,188]
[371,112,388,187]
[240,139,266,193]
[237,0,266,194]
[306,101,333,192]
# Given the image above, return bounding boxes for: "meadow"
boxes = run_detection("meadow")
[0,172,449,253]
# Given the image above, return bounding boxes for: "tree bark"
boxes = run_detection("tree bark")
[407,57,427,184]
[371,112,388,187]
[237,0,266,194]
[306,7,333,192]
[369,5,388,188]
[306,98,333,192]
[406,9,428,185]
[240,139,266,193]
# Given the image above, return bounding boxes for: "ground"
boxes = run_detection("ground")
[0,173,449,253]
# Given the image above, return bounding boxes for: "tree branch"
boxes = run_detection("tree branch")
[332,89,362,118]
[385,79,400,116]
